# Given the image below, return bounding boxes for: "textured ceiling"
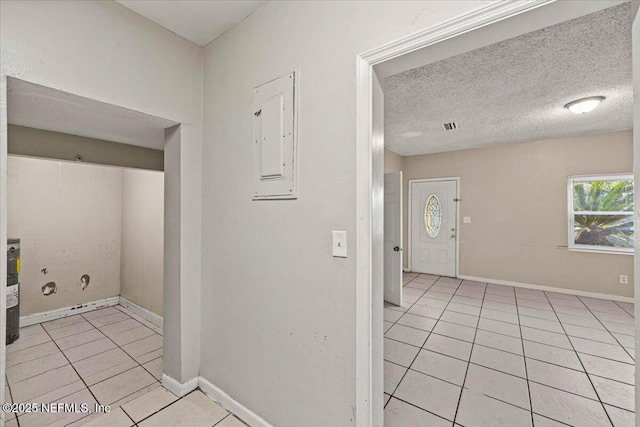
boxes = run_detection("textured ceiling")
[116,0,266,46]
[384,3,633,157]
[8,79,178,150]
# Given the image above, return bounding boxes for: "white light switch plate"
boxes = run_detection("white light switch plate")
[332,231,347,258]
[463,217,471,224]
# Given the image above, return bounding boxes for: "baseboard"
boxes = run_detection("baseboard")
[19,296,120,327]
[162,374,199,397]
[199,376,273,427]
[403,267,411,273]
[457,274,634,303]
[118,296,163,328]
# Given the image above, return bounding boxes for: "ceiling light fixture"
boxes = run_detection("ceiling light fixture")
[564,96,605,114]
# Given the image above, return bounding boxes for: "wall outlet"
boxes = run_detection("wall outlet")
[463,217,471,224]
[619,275,628,285]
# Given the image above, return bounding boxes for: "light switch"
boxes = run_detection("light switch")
[463,217,471,224]
[332,231,347,258]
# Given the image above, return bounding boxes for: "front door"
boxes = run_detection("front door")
[410,179,457,277]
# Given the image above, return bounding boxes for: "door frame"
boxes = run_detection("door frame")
[354,1,633,425]
[408,177,460,277]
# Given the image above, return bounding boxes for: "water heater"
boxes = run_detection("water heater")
[7,238,20,344]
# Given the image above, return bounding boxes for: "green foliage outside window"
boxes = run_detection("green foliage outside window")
[572,179,633,249]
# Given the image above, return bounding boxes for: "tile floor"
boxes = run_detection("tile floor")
[4,305,244,427]
[384,273,635,427]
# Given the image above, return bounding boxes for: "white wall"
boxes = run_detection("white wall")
[0,0,204,403]
[0,1,202,125]
[8,156,123,316]
[121,168,164,316]
[631,0,639,414]
[201,2,493,426]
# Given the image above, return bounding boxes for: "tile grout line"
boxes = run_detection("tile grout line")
[432,293,635,356]
[79,311,164,384]
[118,405,137,426]
[477,292,626,424]
[212,413,236,426]
[513,282,535,426]
[387,395,454,425]
[541,291,615,427]
[17,314,159,418]
[612,300,634,318]
[387,345,630,408]
[6,357,71,386]
[28,324,103,426]
[572,296,635,361]
[133,389,201,425]
[384,274,433,407]
[110,305,163,336]
[119,405,138,427]
[388,282,634,380]
[385,276,635,425]
[5,374,21,427]
[451,278,488,425]
[65,330,160,366]
[103,380,162,412]
[9,307,164,426]
[8,318,162,389]
[386,275,475,422]
[390,276,466,412]
[401,281,635,414]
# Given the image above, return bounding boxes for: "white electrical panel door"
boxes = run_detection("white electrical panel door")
[253,71,297,199]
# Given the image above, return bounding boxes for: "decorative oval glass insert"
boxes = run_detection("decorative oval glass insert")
[424,195,442,238]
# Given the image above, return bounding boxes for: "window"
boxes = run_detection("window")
[424,194,442,238]
[568,174,634,254]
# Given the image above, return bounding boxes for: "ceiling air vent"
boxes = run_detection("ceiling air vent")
[442,122,458,131]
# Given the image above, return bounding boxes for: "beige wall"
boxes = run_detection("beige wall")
[9,125,164,171]
[8,156,165,316]
[402,130,634,297]
[120,169,164,316]
[8,156,123,315]
[384,148,404,173]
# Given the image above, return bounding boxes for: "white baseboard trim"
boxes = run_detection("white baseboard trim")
[402,267,411,273]
[457,275,634,303]
[20,296,120,327]
[199,376,273,427]
[162,374,199,397]
[160,375,272,426]
[118,296,163,328]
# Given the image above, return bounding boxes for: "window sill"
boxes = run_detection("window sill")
[568,247,634,256]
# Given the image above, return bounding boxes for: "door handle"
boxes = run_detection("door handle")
[393,246,400,252]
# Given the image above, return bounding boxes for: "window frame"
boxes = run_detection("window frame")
[567,173,634,255]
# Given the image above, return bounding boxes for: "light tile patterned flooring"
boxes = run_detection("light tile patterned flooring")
[5,305,244,427]
[384,273,635,427]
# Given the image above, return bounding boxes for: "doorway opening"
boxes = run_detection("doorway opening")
[0,77,188,426]
[362,1,638,426]
[408,178,460,277]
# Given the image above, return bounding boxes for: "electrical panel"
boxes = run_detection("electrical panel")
[252,71,297,199]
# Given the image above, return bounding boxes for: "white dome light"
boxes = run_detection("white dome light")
[565,96,605,114]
